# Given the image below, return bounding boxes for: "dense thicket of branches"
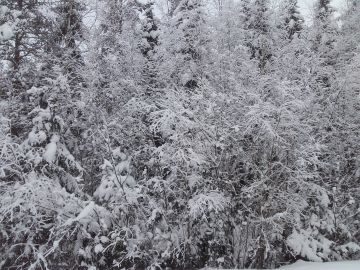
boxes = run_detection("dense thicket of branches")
[1,0,360,269]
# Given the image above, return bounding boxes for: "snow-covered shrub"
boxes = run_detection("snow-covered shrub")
[0,171,112,269]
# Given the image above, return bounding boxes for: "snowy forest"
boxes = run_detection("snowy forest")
[0,0,360,269]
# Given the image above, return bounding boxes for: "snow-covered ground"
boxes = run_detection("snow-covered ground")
[279,260,360,270]
[205,260,360,270]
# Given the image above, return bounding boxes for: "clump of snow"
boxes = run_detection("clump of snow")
[137,0,149,4]
[27,86,44,95]
[31,108,52,128]
[94,243,103,254]
[0,5,9,13]
[75,201,95,221]
[122,174,136,187]
[187,173,201,189]
[0,6,13,41]
[337,242,360,254]
[64,201,96,227]
[112,147,127,160]
[100,236,109,244]
[0,23,13,41]
[286,228,333,262]
[43,135,59,163]
[28,130,47,145]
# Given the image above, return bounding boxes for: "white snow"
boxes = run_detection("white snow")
[0,23,13,41]
[204,260,360,270]
[122,174,136,187]
[27,86,44,95]
[94,243,103,254]
[64,201,95,226]
[75,201,95,221]
[279,260,360,270]
[43,135,59,163]
[137,0,149,4]
[100,236,109,243]
[286,229,325,262]
[28,130,47,145]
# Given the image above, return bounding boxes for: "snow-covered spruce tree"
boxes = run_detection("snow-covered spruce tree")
[242,0,273,73]
[0,70,113,268]
[279,0,303,40]
[0,1,113,268]
[0,0,54,140]
[23,0,91,196]
[310,0,338,87]
[24,73,84,191]
[272,0,304,52]
[53,0,84,80]
[271,0,309,83]
[160,0,209,89]
[138,0,160,94]
[336,0,360,65]
[0,0,52,82]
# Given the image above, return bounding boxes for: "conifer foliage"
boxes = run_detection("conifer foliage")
[1,0,360,269]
